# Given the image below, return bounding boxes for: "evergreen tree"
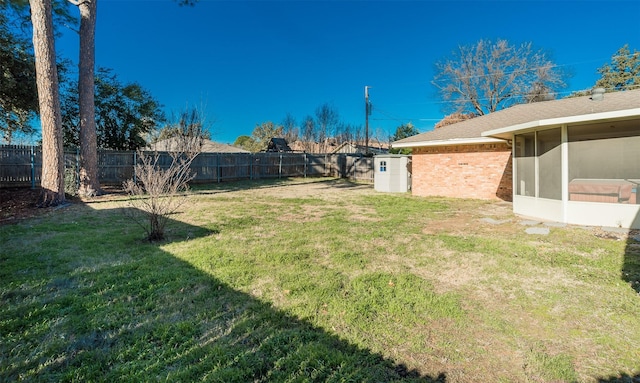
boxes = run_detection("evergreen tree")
[0,12,38,143]
[595,45,640,92]
[30,0,65,206]
[390,123,419,154]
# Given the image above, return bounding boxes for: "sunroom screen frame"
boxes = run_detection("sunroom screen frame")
[484,110,640,229]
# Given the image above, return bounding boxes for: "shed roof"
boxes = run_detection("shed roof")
[266,137,293,152]
[392,88,640,148]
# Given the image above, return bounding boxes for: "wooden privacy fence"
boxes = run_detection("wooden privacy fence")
[0,145,375,188]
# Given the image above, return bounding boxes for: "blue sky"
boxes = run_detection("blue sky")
[55,0,640,144]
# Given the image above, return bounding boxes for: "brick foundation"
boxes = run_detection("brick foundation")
[412,143,512,201]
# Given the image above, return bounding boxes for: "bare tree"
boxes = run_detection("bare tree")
[124,139,202,241]
[124,107,208,241]
[29,0,65,207]
[333,123,363,146]
[151,107,210,151]
[352,124,365,145]
[300,115,316,152]
[432,39,567,116]
[281,112,298,144]
[334,123,352,145]
[315,103,339,152]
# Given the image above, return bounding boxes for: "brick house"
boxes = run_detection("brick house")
[392,88,640,229]
[392,105,519,201]
[403,136,512,201]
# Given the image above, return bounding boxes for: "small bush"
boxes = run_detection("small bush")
[124,149,199,241]
[124,108,208,241]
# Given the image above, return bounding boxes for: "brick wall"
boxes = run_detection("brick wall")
[412,142,512,201]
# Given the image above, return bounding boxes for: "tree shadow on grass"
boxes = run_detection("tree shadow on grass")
[597,373,640,383]
[592,213,640,382]
[0,204,444,382]
[191,177,372,194]
[80,178,368,208]
[622,212,640,294]
[317,178,374,190]
[595,213,640,381]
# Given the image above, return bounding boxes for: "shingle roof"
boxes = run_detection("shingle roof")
[330,142,389,154]
[266,137,293,152]
[393,89,640,147]
[148,138,250,153]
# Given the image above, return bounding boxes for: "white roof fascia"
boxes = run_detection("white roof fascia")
[392,136,505,149]
[482,108,640,138]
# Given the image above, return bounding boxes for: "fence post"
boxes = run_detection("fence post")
[75,148,80,190]
[133,151,137,184]
[30,146,35,189]
[216,153,222,183]
[353,155,356,181]
[325,154,329,177]
[3,149,356,188]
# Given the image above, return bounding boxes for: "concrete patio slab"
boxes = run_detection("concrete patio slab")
[525,227,550,235]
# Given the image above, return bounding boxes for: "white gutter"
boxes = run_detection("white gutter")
[482,108,640,138]
[392,136,505,149]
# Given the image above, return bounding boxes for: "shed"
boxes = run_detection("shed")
[266,138,293,152]
[374,155,411,193]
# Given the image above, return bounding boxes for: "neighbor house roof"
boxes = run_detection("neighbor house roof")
[147,138,250,153]
[392,88,640,148]
[330,142,389,154]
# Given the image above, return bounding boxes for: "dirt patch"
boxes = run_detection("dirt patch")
[0,188,49,225]
[277,204,328,223]
[422,210,519,238]
[0,186,128,226]
[434,253,490,289]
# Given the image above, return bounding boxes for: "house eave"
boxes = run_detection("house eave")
[392,137,505,149]
[482,108,640,139]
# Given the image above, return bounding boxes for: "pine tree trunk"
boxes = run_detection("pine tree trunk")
[29,0,65,207]
[78,0,101,197]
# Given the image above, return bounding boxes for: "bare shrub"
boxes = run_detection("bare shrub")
[123,151,196,240]
[123,108,206,241]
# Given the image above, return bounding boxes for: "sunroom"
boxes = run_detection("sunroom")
[483,108,640,229]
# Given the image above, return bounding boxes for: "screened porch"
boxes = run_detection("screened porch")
[511,118,640,229]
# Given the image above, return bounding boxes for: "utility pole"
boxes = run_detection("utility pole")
[365,86,371,155]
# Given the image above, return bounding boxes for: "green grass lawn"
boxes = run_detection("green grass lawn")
[1,178,639,382]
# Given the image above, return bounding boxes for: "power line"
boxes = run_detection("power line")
[367,50,640,128]
[372,107,408,124]
[367,83,640,130]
